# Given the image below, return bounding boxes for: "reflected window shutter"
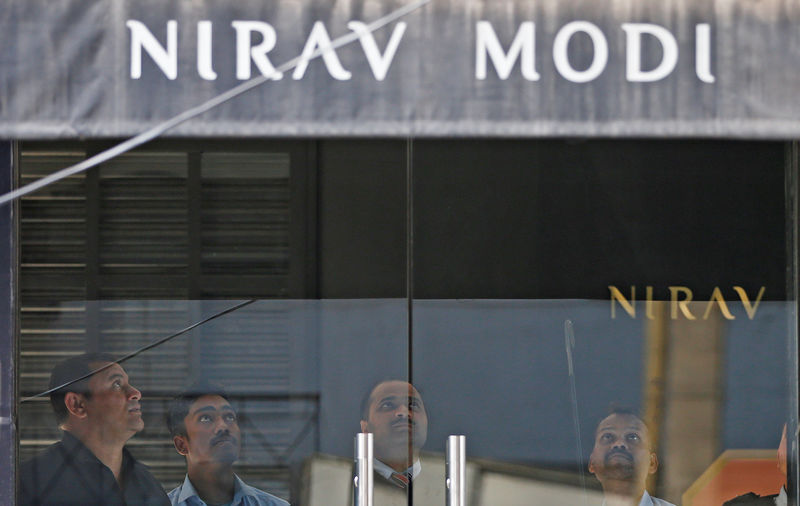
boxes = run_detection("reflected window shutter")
[20,145,297,496]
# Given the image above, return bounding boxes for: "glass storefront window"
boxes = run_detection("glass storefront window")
[12,139,799,506]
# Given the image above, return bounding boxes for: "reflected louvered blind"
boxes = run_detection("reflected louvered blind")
[19,145,299,498]
[98,153,189,297]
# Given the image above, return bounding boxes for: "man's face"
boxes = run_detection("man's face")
[588,414,657,485]
[174,395,241,466]
[83,362,144,440]
[360,381,428,462]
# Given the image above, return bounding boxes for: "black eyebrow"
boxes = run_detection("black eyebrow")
[192,405,234,414]
[378,395,422,405]
[598,424,643,432]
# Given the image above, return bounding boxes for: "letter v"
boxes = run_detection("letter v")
[733,286,766,320]
[347,21,407,81]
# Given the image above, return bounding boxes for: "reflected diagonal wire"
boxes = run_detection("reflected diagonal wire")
[0,0,431,207]
[565,319,589,506]
[21,298,257,403]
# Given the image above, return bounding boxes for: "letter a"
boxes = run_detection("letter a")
[293,22,352,80]
[702,287,735,320]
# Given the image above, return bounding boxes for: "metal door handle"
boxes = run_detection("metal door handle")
[446,435,466,506]
[354,433,373,506]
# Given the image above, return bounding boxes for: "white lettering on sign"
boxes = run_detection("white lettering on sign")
[476,21,715,84]
[552,21,608,83]
[128,20,408,81]
[231,21,282,80]
[126,19,715,85]
[127,20,177,80]
[695,24,715,83]
[292,21,352,80]
[475,21,540,81]
[622,23,678,82]
[197,21,217,80]
[348,21,407,81]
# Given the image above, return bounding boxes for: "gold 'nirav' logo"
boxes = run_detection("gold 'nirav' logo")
[609,286,766,320]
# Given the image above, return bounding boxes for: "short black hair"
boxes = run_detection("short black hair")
[166,382,231,438]
[595,405,648,436]
[360,379,423,421]
[49,352,118,424]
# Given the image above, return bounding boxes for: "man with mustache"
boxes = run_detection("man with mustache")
[588,408,674,506]
[166,383,288,506]
[20,353,169,506]
[358,379,448,505]
[360,380,429,488]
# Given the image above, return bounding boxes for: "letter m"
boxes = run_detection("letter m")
[475,21,539,81]
[127,20,178,80]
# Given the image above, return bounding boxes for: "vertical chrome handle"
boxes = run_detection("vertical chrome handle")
[354,433,373,506]
[446,435,466,506]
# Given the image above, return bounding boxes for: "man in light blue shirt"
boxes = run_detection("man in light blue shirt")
[166,383,288,506]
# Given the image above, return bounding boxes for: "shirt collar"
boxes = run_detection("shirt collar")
[373,459,422,481]
[601,490,654,506]
[60,431,96,462]
[233,475,264,502]
[175,475,200,505]
[176,474,253,505]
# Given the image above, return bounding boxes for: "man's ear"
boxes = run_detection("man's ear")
[173,435,189,456]
[359,420,368,433]
[64,392,88,419]
[587,458,596,475]
[648,452,659,475]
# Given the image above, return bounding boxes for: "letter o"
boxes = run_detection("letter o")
[552,21,608,83]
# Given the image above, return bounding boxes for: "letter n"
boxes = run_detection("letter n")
[610,286,636,319]
[127,20,178,80]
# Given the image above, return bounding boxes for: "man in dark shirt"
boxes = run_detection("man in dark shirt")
[20,352,170,506]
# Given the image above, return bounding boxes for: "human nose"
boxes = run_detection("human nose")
[127,385,141,401]
[395,404,410,418]
[214,416,231,433]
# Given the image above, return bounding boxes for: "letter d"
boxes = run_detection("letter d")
[622,23,678,82]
